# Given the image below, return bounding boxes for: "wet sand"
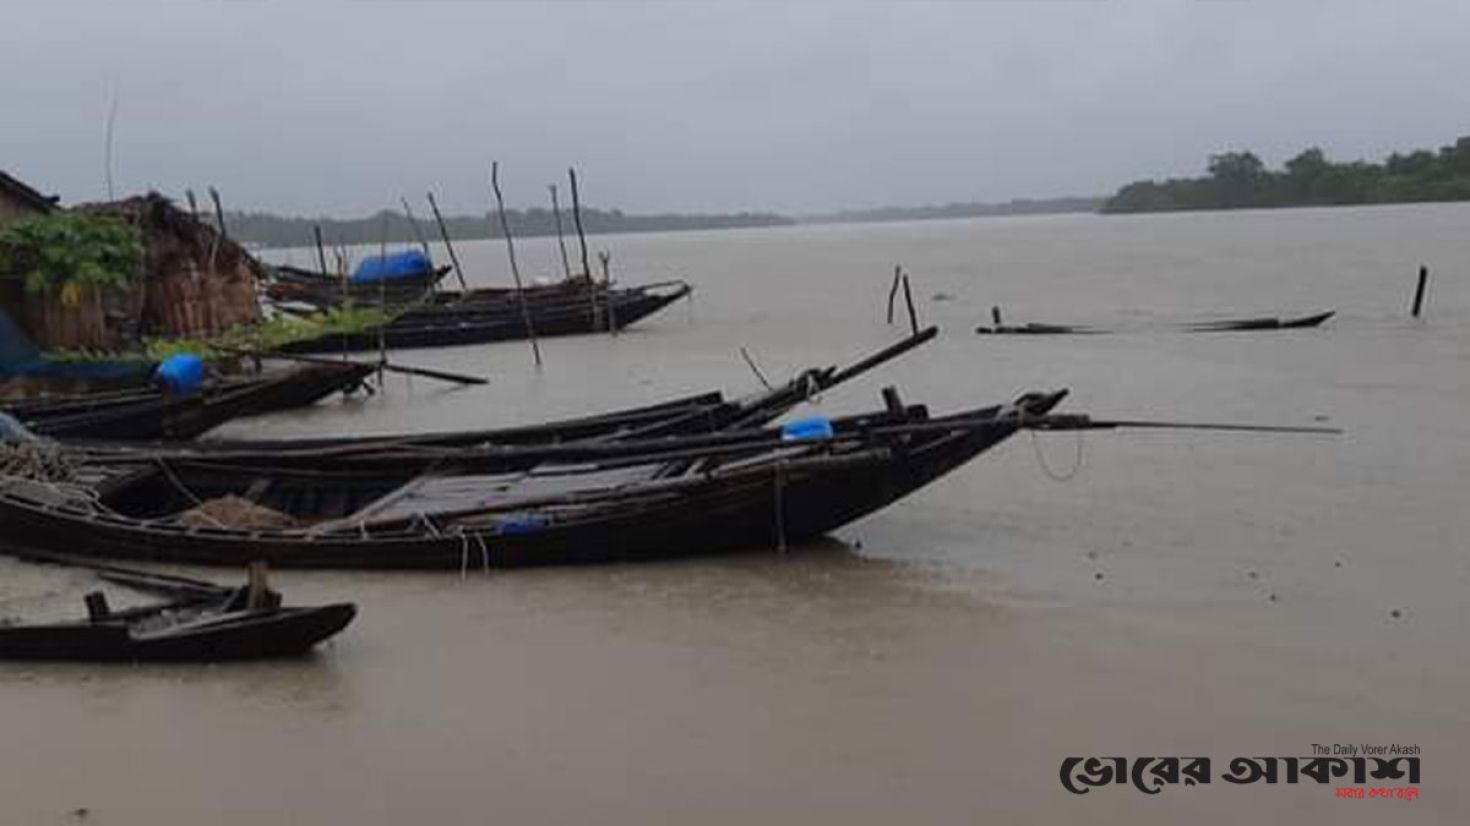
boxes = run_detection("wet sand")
[3,204,1467,823]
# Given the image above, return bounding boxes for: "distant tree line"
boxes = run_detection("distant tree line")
[807,197,1103,224]
[224,206,794,248]
[1103,137,1470,213]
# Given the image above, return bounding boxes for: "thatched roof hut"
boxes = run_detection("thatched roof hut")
[58,193,264,347]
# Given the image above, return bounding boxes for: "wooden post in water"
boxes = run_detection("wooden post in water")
[313,225,329,277]
[426,191,469,292]
[549,184,574,280]
[568,167,592,280]
[886,266,901,325]
[992,305,1003,328]
[900,272,920,336]
[491,162,543,368]
[1411,265,1429,318]
[599,251,617,335]
[246,561,269,611]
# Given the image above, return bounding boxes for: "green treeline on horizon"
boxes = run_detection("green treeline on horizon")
[224,197,1105,248]
[224,206,795,249]
[1104,136,1470,213]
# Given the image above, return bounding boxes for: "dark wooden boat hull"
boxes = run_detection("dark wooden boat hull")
[267,265,450,306]
[976,310,1335,335]
[0,396,1057,569]
[8,362,374,440]
[278,283,691,354]
[0,604,356,661]
[1182,310,1336,332]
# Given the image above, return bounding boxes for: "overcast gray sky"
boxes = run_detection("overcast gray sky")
[4,0,1468,216]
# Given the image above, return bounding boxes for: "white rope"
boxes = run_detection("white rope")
[475,531,491,574]
[773,459,788,552]
[1029,428,1085,482]
[459,530,470,580]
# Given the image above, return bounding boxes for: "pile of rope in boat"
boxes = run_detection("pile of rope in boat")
[0,440,81,484]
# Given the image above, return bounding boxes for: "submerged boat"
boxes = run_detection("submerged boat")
[0,388,1067,569]
[277,280,692,354]
[3,361,374,440]
[976,310,1335,335]
[0,559,355,661]
[1180,310,1336,332]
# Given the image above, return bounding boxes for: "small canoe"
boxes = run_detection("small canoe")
[0,560,355,661]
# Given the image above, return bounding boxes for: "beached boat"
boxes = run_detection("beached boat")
[0,389,1067,569]
[0,559,355,661]
[277,280,692,354]
[4,361,374,440]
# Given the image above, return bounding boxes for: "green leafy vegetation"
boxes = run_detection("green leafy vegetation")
[41,306,390,364]
[143,306,391,361]
[0,212,143,299]
[1103,136,1470,213]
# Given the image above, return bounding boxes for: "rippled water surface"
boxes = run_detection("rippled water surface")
[3,204,1467,823]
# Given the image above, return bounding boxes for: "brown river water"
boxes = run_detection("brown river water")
[2,204,1468,823]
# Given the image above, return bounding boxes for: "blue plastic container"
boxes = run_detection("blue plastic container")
[154,354,205,396]
[781,416,835,442]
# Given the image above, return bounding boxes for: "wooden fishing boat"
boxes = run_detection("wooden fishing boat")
[0,389,1067,569]
[0,559,355,661]
[76,328,938,464]
[4,361,374,440]
[277,280,692,354]
[267,263,453,306]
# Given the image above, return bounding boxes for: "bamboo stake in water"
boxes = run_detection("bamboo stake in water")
[313,225,329,278]
[491,162,542,368]
[568,167,592,280]
[549,184,573,280]
[599,251,617,335]
[426,191,469,292]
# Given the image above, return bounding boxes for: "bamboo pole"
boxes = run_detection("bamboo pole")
[599,251,617,335]
[549,184,573,280]
[400,197,433,261]
[1411,265,1429,318]
[377,214,389,383]
[886,266,901,325]
[313,225,329,277]
[426,191,469,292]
[568,167,592,280]
[207,186,227,272]
[900,271,919,336]
[491,162,542,368]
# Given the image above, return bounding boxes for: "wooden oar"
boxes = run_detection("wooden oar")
[1025,415,1343,436]
[219,347,488,386]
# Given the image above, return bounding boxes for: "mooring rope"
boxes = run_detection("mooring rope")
[1029,427,1085,482]
[772,458,788,552]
